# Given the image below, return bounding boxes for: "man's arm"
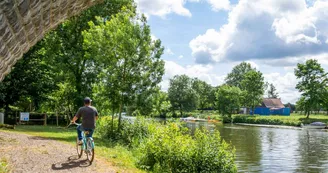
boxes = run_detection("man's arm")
[71,108,82,123]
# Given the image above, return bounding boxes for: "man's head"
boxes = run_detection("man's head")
[84,97,92,106]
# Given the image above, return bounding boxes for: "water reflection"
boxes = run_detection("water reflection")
[185,122,328,173]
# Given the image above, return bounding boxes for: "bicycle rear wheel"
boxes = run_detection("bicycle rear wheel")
[76,137,83,158]
[86,138,95,163]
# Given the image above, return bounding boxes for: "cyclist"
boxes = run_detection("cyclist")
[71,97,98,144]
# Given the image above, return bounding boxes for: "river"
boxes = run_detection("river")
[186,122,328,173]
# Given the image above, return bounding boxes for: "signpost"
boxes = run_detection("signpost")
[20,112,30,121]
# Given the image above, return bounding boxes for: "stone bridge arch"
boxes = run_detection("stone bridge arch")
[0,0,103,81]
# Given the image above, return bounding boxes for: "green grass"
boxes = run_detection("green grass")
[0,158,10,173]
[1,125,144,173]
[232,113,328,126]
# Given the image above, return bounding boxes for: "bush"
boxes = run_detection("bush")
[232,115,302,126]
[120,117,152,147]
[137,124,237,173]
[96,116,152,146]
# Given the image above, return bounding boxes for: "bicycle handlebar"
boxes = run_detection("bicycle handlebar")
[66,122,81,128]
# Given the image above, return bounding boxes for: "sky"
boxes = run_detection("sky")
[135,0,328,104]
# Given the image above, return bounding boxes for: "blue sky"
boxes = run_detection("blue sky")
[136,0,328,104]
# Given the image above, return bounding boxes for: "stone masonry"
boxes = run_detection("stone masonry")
[0,0,102,81]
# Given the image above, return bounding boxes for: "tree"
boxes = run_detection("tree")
[168,75,198,116]
[225,62,255,88]
[192,78,213,111]
[294,59,327,118]
[83,6,165,130]
[216,85,243,118]
[0,43,57,111]
[267,83,279,98]
[241,70,265,115]
[42,0,133,110]
[151,91,172,118]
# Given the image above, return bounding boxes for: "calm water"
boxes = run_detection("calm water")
[186,122,328,173]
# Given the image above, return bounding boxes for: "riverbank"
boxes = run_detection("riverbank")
[232,114,328,127]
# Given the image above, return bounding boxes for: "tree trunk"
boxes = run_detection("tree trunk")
[306,111,310,119]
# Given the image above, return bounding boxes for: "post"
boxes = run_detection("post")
[43,113,47,126]
[19,112,21,125]
[15,111,18,125]
[56,111,58,126]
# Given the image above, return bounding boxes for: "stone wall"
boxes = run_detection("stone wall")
[0,0,102,81]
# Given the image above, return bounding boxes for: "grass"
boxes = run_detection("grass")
[0,158,10,173]
[0,125,144,173]
[232,113,328,126]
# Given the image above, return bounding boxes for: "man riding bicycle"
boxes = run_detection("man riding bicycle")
[71,97,98,144]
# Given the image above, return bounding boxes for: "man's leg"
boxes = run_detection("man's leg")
[77,125,83,140]
[85,128,94,138]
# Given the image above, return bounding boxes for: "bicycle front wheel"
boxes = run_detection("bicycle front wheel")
[86,138,95,163]
[76,137,83,158]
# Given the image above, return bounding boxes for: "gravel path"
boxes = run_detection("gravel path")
[0,131,116,173]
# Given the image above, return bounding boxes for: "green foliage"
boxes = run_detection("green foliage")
[225,62,255,88]
[216,85,243,118]
[294,59,327,118]
[192,78,213,110]
[84,6,165,129]
[233,115,301,126]
[137,124,236,173]
[96,116,151,147]
[0,43,57,111]
[168,75,199,116]
[240,70,265,114]
[0,158,10,173]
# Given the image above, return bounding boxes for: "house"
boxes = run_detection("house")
[254,98,290,116]
[261,98,285,109]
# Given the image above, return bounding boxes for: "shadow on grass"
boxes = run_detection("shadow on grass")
[51,155,91,171]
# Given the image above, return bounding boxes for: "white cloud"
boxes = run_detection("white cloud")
[189,0,328,65]
[161,61,300,103]
[207,0,231,11]
[160,61,225,90]
[166,48,174,55]
[151,34,158,41]
[178,55,184,59]
[136,0,192,18]
[264,72,300,103]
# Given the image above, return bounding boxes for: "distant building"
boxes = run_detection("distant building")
[254,98,290,116]
[261,98,285,109]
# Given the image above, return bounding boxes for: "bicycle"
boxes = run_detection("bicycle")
[68,122,95,163]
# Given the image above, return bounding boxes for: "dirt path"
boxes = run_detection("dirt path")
[0,131,116,173]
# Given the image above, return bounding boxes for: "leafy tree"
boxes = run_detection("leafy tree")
[241,70,265,115]
[42,0,133,110]
[192,78,213,111]
[151,91,172,118]
[267,83,279,98]
[225,62,255,88]
[83,6,165,129]
[168,75,199,116]
[216,85,243,118]
[294,59,327,118]
[0,43,57,111]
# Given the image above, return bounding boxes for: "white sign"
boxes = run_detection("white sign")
[20,112,30,121]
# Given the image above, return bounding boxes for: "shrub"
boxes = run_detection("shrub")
[96,116,152,146]
[120,117,152,147]
[137,124,237,173]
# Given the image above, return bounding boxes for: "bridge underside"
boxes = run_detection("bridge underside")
[0,0,102,81]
